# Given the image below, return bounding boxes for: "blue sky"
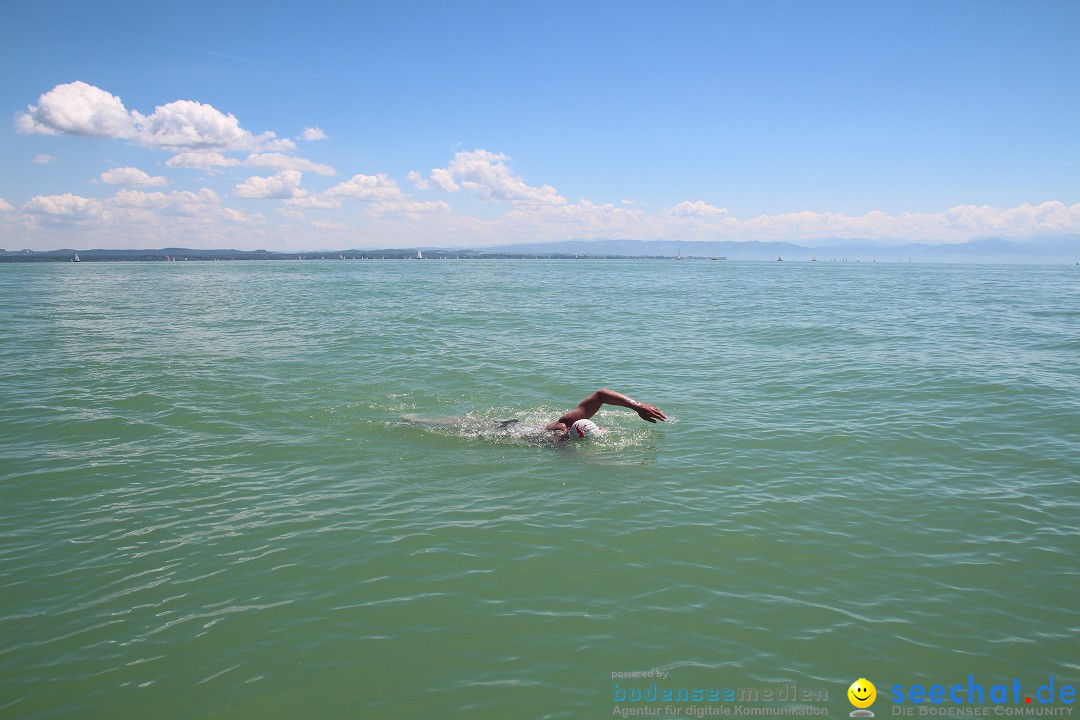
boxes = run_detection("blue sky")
[2,0,1078,250]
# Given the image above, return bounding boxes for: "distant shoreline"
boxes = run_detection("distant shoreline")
[0,250,684,263]
[2,253,1077,265]
[3,234,1077,264]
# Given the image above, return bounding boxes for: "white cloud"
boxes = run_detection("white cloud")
[325,173,405,202]
[17,81,135,138]
[939,201,1078,235]
[111,188,202,205]
[17,81,293,152]
[110,189,168,208]
[641,201,1080,243]
[99,167,167,187]
[664,200,729,218]
[9,191,1079,251]
[222,207,263,224]
[22,193,106,219]
[33,154,55,164]
[503,198,646,239]
[133,99,293,151]
[366,200,451,217]
[9,188,264,247]
[413,149,565,206]
[276,207,305,219]
[283,195,340,210]
[245,152,335,176]
[279,173,450,222]
[300,127,327,141]
[235,170,305,199]
[106,189,223,223]
[166,152,242,171]
[8,115,1080,250]
[409,168,458,192]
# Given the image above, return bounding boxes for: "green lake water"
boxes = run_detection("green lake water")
[1,259,1077,719]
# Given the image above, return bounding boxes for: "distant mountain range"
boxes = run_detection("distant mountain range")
[3,235,1077,263]
[486,235,1080,264]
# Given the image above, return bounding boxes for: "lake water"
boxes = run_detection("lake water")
[1,259,1078,719]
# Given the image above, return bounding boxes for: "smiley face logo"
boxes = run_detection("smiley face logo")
[848,678,877,709]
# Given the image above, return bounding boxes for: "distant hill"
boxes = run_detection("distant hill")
[487,235,1080,263]
[3,235,1077,263]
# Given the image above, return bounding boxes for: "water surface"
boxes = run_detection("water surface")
[1,260,1077,718]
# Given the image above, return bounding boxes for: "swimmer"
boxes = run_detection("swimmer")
[545,388,666,440]
[402,388,666,442]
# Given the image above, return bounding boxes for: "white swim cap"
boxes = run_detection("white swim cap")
[568,419,603,439]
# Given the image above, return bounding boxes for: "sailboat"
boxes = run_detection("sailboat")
[675,245,684,260]
[811,252,817,262]
[777,253,783,262]
[711,250,719,261]
[72,252,80,262]
[416,250,424,259]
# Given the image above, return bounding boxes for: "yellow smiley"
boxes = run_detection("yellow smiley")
[848,678,877,709]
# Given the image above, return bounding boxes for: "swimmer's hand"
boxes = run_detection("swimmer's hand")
[635,403,666,423]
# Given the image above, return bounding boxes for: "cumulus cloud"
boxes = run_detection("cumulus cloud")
[22,193,106,219]
[643,201,1080,243]
[17,82,135,138]
[939,201,1078,235]
[99,167,167,187]
[245,152,335,176]
[664,200,729,217]
[283,195,340,210]
[9,187,264,247]
[276,174,450,221]
[222,207,263,224]
[504,198,646,239]
[235,170,305,199]
[33,154,55,164]
[412,150,565,206]
[366,200,451,217]
[110,188,220,212]
[409,168,458,192]
[109,189,168,208]
[17,81,293,152]
[17,193,112,230]
[8,109,1080,250]
[134,100,293,151]
[166,152,242,171]
[325,173,406,202]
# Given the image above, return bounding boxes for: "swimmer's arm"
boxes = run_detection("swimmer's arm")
[544,388,667,431]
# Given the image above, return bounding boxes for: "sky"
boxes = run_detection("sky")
[2,0,1078,250]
